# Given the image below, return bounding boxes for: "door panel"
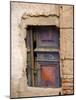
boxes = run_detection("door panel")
[36,52,59,61]
[36,27,59,48]
[37,64,60,87]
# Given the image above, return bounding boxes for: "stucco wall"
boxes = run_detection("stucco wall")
[11,2,74,98]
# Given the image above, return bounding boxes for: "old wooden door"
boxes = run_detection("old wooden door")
[26,26,60,88]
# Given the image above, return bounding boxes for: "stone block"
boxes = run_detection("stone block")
[60,29,73,59]
[63,60,73,75]
[60,5,73,28]
[63,74,73,79]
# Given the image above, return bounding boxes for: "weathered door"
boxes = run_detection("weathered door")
[26,26,60,88]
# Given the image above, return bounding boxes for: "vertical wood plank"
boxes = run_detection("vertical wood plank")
[30,29,35,86]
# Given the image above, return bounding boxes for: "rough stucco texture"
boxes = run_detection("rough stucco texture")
[11,2,74,98]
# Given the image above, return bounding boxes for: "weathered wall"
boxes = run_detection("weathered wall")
[11,2,74,98]
[60,5,74,95]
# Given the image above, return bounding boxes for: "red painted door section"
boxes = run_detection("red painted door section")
[41,65,56,85]
[40,64,59,87]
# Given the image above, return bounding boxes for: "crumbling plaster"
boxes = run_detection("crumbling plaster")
[11,2,73,98]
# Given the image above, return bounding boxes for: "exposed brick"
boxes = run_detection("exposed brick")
[63,90,74,95]
[62,78,73,83]
[62,78,74,95]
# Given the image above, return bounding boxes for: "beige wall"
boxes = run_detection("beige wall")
[60,5,74,95]
[11,2,74,98]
